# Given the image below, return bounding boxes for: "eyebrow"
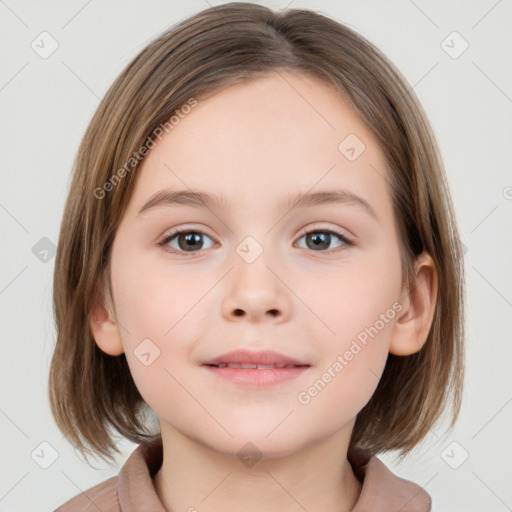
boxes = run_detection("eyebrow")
[136,188,377,220]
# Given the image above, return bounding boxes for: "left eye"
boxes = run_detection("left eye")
[295,229,351,252]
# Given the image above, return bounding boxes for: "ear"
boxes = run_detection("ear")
[89,278,124,356]
[389,252,438,356]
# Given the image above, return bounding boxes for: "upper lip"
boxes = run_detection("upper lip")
[202,349,310,367]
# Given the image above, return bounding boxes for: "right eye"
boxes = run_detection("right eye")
[158,229,217,256]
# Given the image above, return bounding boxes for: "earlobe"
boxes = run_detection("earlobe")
[389,252,438,356]
[89,287,124,356]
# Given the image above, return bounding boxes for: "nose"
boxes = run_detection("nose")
[220,247,292,324]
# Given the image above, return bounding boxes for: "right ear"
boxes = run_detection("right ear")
[89,279,124,356]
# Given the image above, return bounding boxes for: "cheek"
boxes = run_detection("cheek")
[110,248,215,413]
[295,298,399,430]
[112,247,211,345]
[295,253,402,413]
[302,250,402,345]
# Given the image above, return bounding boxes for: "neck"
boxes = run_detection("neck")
[153,423,362,512]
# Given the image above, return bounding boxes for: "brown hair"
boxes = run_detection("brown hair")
[49,1,465,463]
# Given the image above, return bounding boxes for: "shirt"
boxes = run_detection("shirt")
[54,435,432,511]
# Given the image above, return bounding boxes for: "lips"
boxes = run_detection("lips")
[201,349,310,368]
[201,349,311,387]
[212,362,300,369]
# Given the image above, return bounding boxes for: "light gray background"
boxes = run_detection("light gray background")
[1,1,511,511]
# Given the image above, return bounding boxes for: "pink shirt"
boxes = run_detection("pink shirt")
[55,436,432,511]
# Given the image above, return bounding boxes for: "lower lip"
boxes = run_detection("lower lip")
[201,365,310,387]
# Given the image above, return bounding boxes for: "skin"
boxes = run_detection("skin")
[90,71,437,512]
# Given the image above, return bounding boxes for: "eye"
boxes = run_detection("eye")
[295,229,353,252]
[158,229,216,256]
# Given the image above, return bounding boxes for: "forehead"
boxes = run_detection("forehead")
[124,71,390,219]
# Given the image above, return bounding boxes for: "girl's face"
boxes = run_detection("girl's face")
[106,72,404,457]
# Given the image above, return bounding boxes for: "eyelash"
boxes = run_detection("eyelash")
[157,227,354,257]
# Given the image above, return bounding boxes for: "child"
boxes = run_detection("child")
[50,2,465,510]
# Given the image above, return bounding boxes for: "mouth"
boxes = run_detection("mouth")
[201,349,311,387]
[201,348,310,367]
[204,362,307,369]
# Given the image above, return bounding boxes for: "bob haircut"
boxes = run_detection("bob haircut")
[49,1,465,463]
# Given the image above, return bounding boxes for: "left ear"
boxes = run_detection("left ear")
[389,252,438,356]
